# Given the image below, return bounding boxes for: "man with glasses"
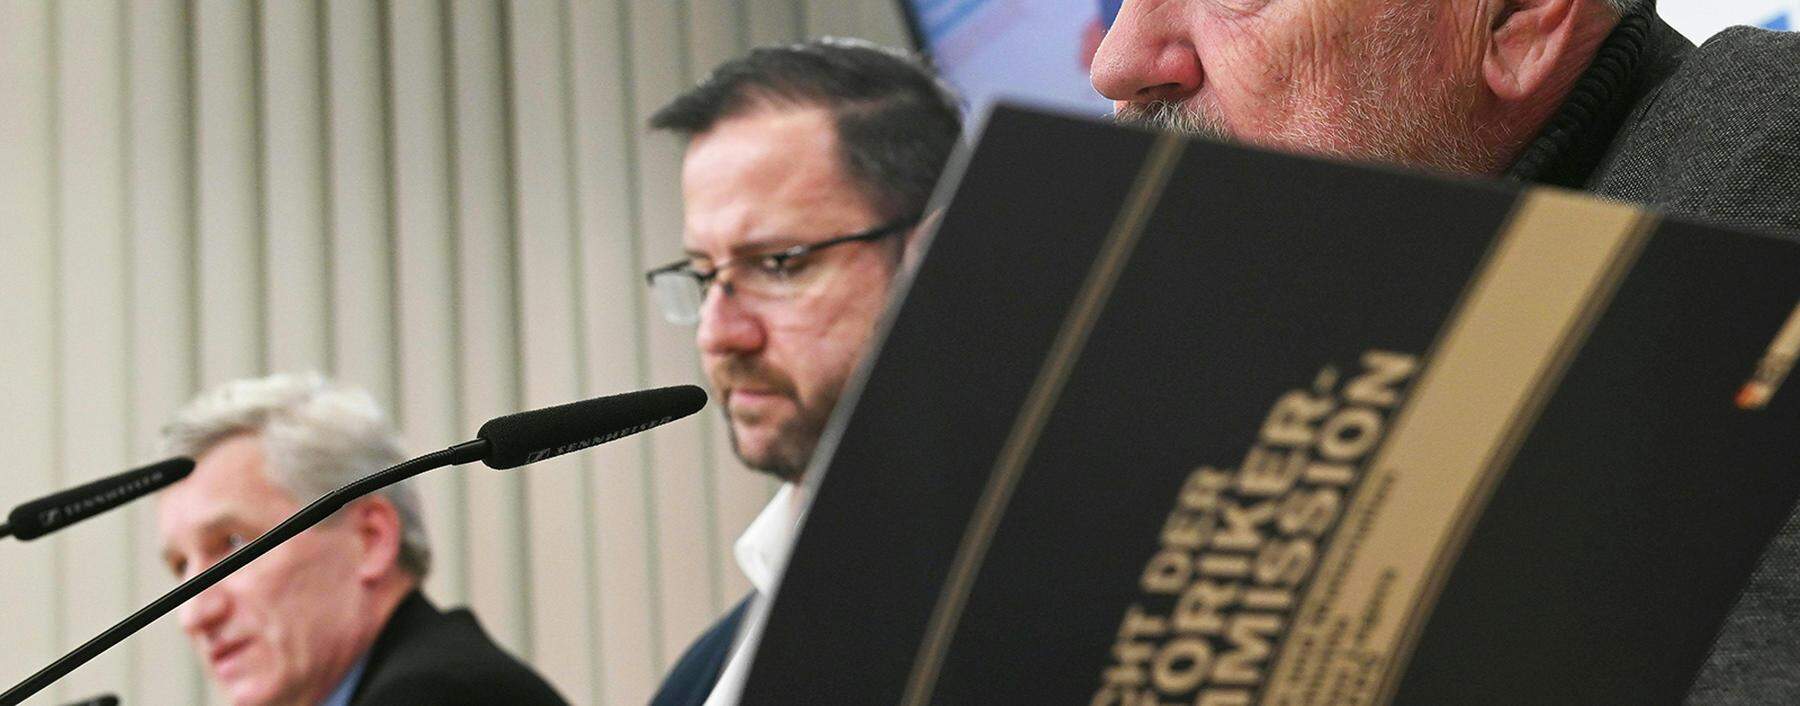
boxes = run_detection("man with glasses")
[641,39,962,706]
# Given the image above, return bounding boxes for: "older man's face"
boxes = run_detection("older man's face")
[157,434,368,706]
[681,106,903,480]
[1091,0,1503,174]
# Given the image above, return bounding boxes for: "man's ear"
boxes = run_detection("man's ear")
[1482,0,1585,102]
[349,496,405,583]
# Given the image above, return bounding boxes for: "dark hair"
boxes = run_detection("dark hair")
[649,38,963,222]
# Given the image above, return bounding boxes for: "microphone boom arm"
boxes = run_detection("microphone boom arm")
[0,440,490,706]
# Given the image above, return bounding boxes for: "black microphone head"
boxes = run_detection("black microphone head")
[9,457,195,541]
[475,385,707,469]
[60,695,120,706]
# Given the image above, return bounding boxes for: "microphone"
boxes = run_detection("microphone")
[1,458,195,542]
[477,384,708,468]
[0,385,706,706]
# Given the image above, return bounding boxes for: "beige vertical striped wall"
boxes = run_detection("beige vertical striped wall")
[0,1,907,704]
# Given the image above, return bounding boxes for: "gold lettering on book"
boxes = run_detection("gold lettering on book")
[1092,351,1417,706]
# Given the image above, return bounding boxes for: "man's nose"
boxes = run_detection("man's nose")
[695,284,766,356]
[1090,0,1204,104]
[178,583,230,636]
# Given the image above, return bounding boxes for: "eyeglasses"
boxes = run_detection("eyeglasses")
[644,216,917,325]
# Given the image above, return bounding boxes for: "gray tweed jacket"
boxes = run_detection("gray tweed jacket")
[1505,3,1800,703]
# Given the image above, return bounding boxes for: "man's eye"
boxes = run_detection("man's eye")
[167,558,187,578]
[226,533,247,551]
[755,253,804,277]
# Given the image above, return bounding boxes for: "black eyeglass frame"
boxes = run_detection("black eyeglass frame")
[642,214,920,293]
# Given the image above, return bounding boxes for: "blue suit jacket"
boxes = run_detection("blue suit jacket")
[650,596,754,706]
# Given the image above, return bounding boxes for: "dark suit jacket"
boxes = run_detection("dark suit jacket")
[1508,1,1800,239]
[1507,3,1800,702]
[650,595,755,706]
[348,591,567,705]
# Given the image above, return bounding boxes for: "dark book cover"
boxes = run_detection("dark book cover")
[739,106,1800,705]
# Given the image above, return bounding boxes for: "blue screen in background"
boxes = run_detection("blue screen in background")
[903,0,1118,119]
[913,0,990,46]
[1100,0,1124,28]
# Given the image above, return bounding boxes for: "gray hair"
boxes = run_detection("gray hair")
[161,372,431,578]
[1604,0,1641,14]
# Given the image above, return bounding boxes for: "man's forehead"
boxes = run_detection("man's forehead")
[690,104,838,152]
[157,435,296,533]
[678,107,877,255]
[681,109,843,194]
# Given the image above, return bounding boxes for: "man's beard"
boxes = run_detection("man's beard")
[1112,8,1505,176]
[714,359,838,483]
[1116,97,1231,141]
[1115,98,1233,142]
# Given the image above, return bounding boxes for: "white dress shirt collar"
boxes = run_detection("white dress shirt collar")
[734,482,803,597]
[705,482,804,706]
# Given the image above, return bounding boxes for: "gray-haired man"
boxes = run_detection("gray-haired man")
[155,373,565,706]
[1094,0,1800,701]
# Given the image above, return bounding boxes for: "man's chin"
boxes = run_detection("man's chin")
[733,443,797,477]
[220,677,282,706]
[729,429,810,482]
[207,660,289,706]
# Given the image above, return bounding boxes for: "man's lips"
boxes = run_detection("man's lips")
[728,387,785,407]
[726,386,795,417]
[207,637,252,673]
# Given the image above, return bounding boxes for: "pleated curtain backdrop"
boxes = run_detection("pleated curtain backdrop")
[0,1,909,703]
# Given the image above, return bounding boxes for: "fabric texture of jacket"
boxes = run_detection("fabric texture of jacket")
[650,595,756,706]
[347,590,568,706]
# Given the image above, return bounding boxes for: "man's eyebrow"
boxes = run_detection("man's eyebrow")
[682,236,811,262]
